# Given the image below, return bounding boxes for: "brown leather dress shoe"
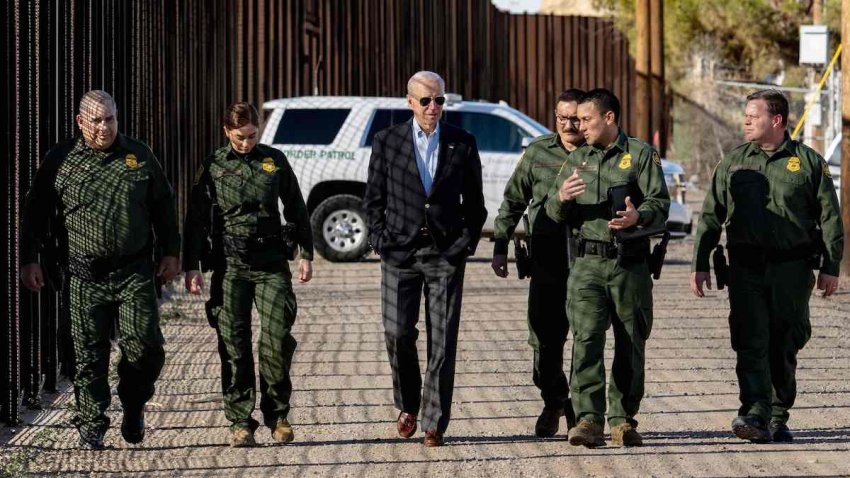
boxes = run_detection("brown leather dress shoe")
[397,411,417,438]
[424,430,444,447]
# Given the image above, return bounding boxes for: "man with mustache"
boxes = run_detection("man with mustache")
[492,89,585,438]
[545,88,669,447]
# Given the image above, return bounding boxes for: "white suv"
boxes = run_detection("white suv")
[261,95,549,261]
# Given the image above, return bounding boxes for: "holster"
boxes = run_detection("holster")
[713,245,729,290]
[648,231,671,279]
[514,236,531,279]
[281,223,298,260]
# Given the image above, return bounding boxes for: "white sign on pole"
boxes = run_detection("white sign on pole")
[799,25,829,65]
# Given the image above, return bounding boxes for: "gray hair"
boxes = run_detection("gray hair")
[79,90,117,114]
[406,71,445,96]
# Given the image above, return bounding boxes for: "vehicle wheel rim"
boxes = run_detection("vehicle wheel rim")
[322,208,366,253]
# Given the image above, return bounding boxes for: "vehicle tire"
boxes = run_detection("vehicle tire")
[310,194,370,262]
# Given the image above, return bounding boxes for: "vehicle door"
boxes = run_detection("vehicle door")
[443,110,534,232]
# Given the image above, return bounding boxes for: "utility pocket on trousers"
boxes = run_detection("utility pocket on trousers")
[636,306,653,340]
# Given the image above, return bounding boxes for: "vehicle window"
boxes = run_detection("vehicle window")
[364,109,414,147]
[363,109,529,153]
[273,109,351,145]
[443,111,527,153]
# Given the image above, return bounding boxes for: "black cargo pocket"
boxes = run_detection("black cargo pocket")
[791,316,812,350]
[790,273,815,349]
[636,274,654,340]
[728,310,742,352]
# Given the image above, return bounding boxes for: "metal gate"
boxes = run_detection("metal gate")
[2,0,635,424]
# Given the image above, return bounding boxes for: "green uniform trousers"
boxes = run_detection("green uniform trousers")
[69,259,165,436]
[566,255,653,427]
[727,256,814,424]
[208,262,298,431]
[527,234,570,410]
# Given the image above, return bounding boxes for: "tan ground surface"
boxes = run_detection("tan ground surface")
[3,199,850,477]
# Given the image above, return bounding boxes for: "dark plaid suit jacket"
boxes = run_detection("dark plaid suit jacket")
[363,119,487,266]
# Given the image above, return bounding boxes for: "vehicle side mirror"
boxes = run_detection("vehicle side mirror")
[521,137,531,150]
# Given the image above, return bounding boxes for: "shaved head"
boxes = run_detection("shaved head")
[76,90,119,150]
[79,90,117,114]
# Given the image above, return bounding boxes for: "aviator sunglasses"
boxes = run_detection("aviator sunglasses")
[415,95,446,107]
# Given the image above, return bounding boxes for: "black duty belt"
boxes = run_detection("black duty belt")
[578,239,618,259]
[728,244,817,265]
[66,247,150,281]
[223,234,282,254]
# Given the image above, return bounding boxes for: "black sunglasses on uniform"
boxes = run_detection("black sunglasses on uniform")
[417,96,446,107]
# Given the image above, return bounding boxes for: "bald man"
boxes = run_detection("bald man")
[20,90,180,449]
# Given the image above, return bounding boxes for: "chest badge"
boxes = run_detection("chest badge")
[125,154,140,169]
[786,156,800,172]
[618,153,632,170]
[261,157,277,173]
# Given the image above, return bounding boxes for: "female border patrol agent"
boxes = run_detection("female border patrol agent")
[183,102,314,447]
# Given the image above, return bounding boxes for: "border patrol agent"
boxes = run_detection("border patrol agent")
[20,90,181,449]
[492,89,585,437]
[546,88,669,448]
[183,102,314,447]
[691,89,843,443]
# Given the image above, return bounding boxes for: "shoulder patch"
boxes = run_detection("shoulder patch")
[822,159,832,178]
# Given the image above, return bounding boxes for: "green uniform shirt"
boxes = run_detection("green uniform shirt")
[544,130,670,241]
[20,134,180,264]
[692,134,843,275]
[492,133,573,255]
[183,143,314,271]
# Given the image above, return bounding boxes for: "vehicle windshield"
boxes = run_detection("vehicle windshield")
[508,108,550,135]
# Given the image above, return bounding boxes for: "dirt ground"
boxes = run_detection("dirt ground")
[3,198,850,477]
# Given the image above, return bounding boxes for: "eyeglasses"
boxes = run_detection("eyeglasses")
[415,96,446,108]
[555,114,580,124]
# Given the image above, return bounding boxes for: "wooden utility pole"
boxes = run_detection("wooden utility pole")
[813,0,823,24]
[650,0,665,156]
[841,0,850,277]
[635,0,651,141]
